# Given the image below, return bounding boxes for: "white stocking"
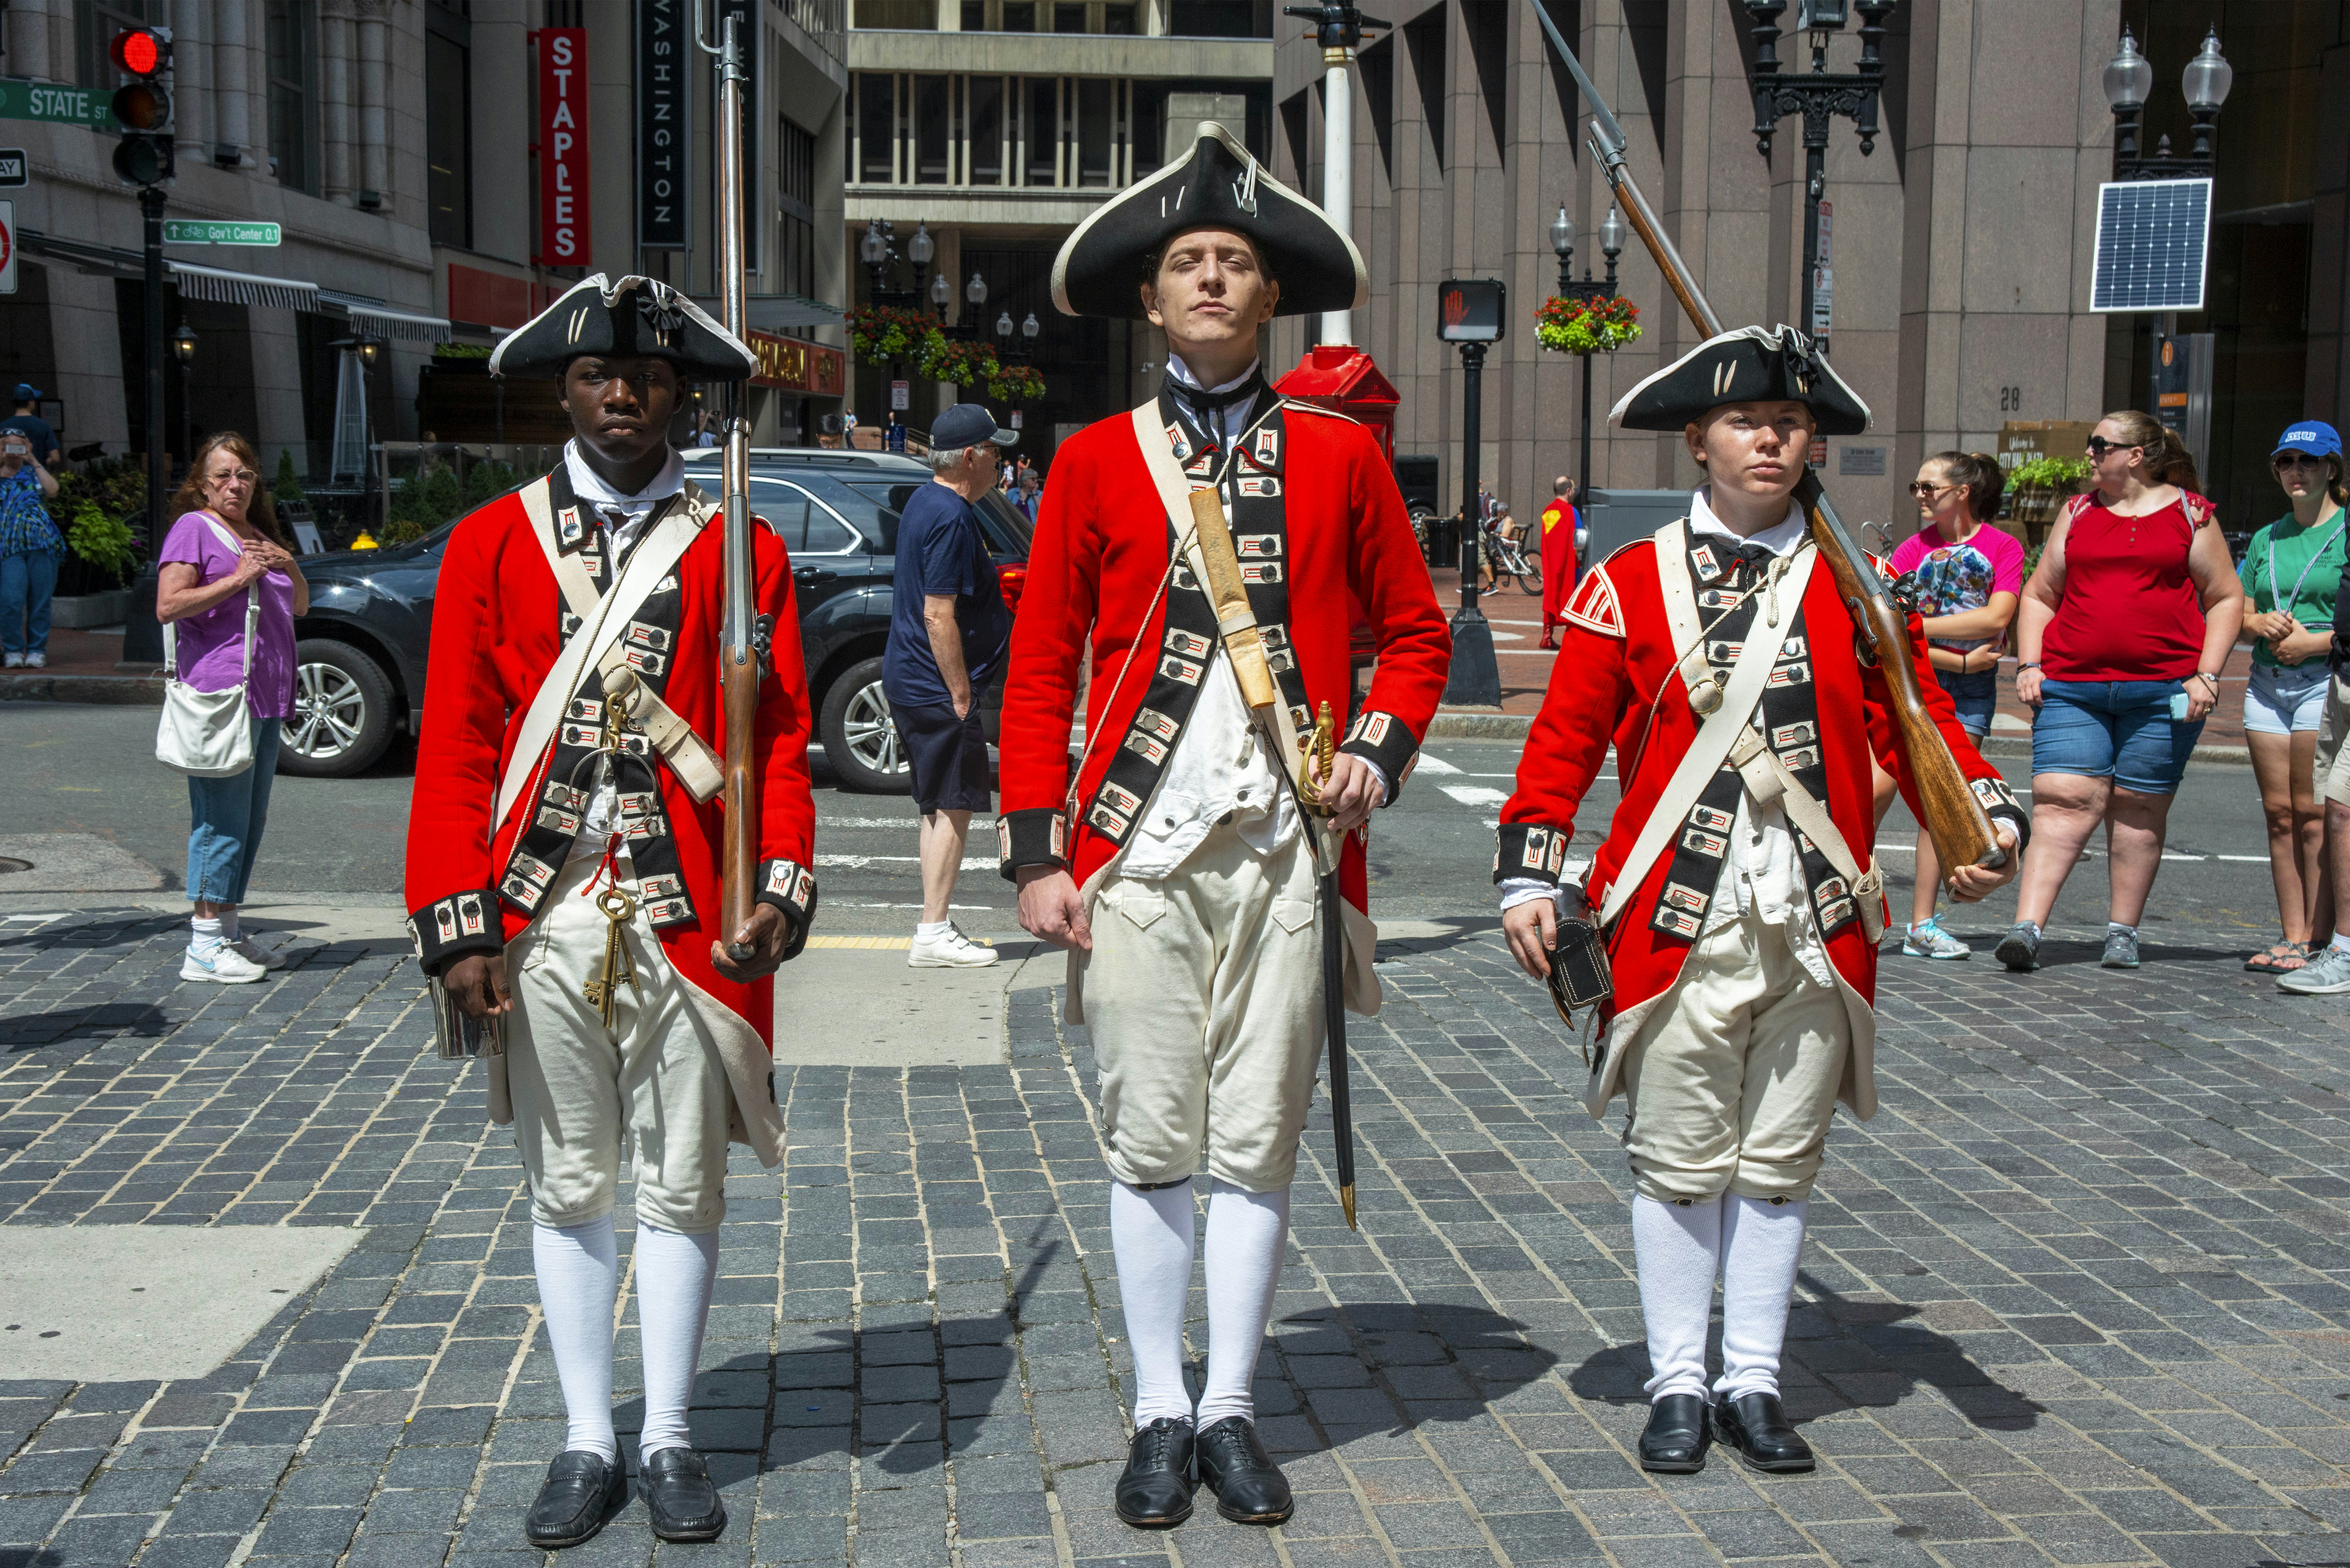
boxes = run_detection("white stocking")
[1632,1194,1721,1402]
[534,1217,620,1462]
[635,1223,719,1462]
[1196,1180,1288,1428]
[1716,1195,1806,1400]
[1111,1180,1197,1427]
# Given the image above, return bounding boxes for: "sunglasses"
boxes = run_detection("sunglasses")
[2275,452,2328,471]
[1907,481,1958,499]
[2084,436,2137,458]
[210,468,260,487]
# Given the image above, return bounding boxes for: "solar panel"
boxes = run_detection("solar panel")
[2090,178,2212,313]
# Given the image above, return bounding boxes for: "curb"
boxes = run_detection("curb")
[0,672,167,705]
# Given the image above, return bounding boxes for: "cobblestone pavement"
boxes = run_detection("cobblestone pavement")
[5,907,2350,1568]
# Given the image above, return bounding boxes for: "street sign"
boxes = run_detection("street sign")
[0,201,16,296]
[1811,199,1834,338]
[1436,278,1505,343]
[162,219,280,246]
[0,150,24,188]
[0,79,117,130]
[889,378,909,411]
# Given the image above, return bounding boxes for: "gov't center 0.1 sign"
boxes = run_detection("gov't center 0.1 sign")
[537,28,590,266]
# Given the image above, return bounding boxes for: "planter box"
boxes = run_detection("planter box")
[49,589,133,629]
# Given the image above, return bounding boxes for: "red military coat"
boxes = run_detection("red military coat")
[996,399,1451,913]
[402,474,818,1054]
[1502,527,2026,1113]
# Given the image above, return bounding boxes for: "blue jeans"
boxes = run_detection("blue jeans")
[186,716,282,905]
[1936,668,1997,738]
[2031,678,2203,795]
[0,550,58,655]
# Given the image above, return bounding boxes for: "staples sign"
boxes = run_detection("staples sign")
[539,28,590,267]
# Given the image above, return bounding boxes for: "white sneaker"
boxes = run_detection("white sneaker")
[2,652,20,668]
[908,925,1000,968]
[229,936,287,971]
[181,941,267,984]
[24,652,43,669]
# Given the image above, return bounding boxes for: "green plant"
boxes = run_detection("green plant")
[986,364,1047,406]
[271,450,305,504]
[422,466,463,522]
[65,500,139,583]
[379,515,428,544]
[2008,455,2089,492]
[433,341,492,360]
[1536,294,1643,355]
[846,304,942,367]
[464,459,520,505]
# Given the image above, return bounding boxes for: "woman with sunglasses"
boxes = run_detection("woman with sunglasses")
[1887,452,2024,959]
[1995,412,2245,972]
[2236,423,2346,973]
[155,433,308,984]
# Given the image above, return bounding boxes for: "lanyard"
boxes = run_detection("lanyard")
[2267,515,2346,621]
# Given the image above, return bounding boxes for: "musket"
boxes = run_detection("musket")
[1523,1,2005,874]
[697,0,764,957]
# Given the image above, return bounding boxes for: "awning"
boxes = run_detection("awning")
[690,292,845,331]
[169,259,319,311]
[318,290,453,341]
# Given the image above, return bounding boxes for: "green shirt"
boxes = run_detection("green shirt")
[2239,510,2348,668]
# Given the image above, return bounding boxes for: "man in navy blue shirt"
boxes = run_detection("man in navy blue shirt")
[885,402,1017,967]
[0,387,61,471]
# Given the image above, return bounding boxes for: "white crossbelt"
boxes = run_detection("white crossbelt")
[1600,520,1883,943]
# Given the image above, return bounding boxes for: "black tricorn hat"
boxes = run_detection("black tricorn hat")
[1050,121,1368,321]
[489,273,760,382]
[1610,324,1870,437]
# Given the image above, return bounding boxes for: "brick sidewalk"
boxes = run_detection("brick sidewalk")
[5,911,2350,1566]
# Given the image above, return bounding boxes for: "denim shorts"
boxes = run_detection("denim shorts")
[1935,668,1996,739]
[2244,660,2329,735]
[2031,678,2203,794]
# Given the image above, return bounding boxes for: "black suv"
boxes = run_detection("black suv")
[278,449,1034,792]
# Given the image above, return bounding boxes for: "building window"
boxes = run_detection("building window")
[914,74,951,183]
[1024,77,1059,186]
[1001,1,1034,26]
[266,0,319,196]
[850,73,1168,191]
[856,74,896,182]
[425,0,472,247]
[969,75,1004,185]
[1168,0,1264,36]
[1076,78,1114,187]
[778,118,817,300]
[853,0,933,26]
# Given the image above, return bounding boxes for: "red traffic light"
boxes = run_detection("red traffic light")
[110,27,164,76]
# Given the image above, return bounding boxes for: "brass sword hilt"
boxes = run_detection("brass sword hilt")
[1295,701,1338,814]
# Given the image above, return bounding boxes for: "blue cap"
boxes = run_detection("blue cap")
[931,402,1016,453]
[2274,420,2342,459]
[11,385,40,404]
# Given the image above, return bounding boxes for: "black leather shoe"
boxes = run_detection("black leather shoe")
[641,1447,728,1541]
[1713,1391,1814,1473]
[1194,1417,1293,1525]
[525,1449,626,1548]
[1114,1417,1196,1528]
[1638,1394,1711,1473]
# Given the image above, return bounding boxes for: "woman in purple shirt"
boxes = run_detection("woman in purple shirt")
[156,433,308,983]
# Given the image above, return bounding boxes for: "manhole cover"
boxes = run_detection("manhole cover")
[0,858,30,875]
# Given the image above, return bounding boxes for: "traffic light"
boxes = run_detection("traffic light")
[108,27,174,187]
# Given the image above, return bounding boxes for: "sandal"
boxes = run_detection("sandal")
[2246,942,2302,973]
[2276,942,2313,973]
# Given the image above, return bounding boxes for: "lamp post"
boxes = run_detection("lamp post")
[1279,0,1391,346]
[1741,0,1893,355]
[171,322,197,474]
[964,272,988,340]
[1021,311,1039,363]
[2104,24,2231,180]
[1548,204,1625,507]
[929,269,951,322]
[905,220,935,300]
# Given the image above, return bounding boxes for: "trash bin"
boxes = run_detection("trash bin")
[123,558,164,665]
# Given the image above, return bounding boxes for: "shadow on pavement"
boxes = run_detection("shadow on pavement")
[1561,1273,2046,1434]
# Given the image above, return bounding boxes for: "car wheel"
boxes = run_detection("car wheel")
[819,655,913,794]
[278,639,395,778]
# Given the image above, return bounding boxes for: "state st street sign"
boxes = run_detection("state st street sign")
[0,80,117,130]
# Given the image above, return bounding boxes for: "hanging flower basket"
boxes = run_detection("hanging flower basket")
[1536,294,1642,356]
[846,304,941,367]
[846,305,1049,403]
[986,364,1047,405]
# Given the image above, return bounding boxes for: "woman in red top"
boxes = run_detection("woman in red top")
[1995,411,2245,972]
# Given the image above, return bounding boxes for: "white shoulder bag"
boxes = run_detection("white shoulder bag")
[154,517,262,778]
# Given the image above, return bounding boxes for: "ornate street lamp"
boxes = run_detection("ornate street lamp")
[2107,25,2231,178]
[1740,0,1893,354]
[905,221,935,299]
[929,269,951,321]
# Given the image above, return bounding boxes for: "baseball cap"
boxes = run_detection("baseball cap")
[11,384,40,404]
[2274,420,2342,459]
[931,403,1016,453]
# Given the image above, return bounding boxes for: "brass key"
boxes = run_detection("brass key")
[582,886,641,1029]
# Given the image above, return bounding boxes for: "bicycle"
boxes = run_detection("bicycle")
[1482,527,1543,595]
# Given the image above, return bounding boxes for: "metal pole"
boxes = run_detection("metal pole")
[1319,47,1352,346]
[1578,349,1593,505]
[141,186,167,542]
[1441,341,1502,707]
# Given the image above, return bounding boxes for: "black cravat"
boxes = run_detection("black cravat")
[1170,367,1269,440]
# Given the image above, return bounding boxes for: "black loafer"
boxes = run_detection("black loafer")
[641,1446,727,1541]
[525,1449,626,1548]
[1193,1417,1292,1525]
[1114,1417,1196,1528]
[1713,1391,1814,1473]
[1638,1393,1711,1473]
